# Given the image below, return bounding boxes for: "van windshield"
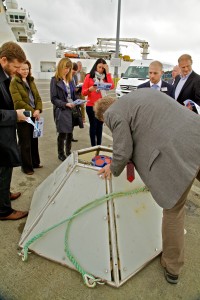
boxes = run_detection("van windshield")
[123,66,149,79]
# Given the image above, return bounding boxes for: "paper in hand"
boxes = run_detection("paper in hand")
[73,99,87,106]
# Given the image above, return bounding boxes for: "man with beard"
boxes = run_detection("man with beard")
[0,41,28,220]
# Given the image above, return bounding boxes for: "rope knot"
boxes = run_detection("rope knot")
[83,274,105,288]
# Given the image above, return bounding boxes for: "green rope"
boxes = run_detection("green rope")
[21,186,148,287]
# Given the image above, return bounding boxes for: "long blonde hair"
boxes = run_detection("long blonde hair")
[55,57,72,82]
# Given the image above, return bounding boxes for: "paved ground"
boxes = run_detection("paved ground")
[0,80,200,300]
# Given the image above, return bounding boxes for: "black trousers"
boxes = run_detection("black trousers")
[0,167,13,217]
[17,121,40,173]
[57,132,72,156]
[86,106,103,146]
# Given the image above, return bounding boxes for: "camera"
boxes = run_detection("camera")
[23,111,32,117]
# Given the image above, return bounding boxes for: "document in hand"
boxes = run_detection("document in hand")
[183,99,200,114]
[33,117,44,138]
[96,83,112,90]
[73,99,87,106]
[76,83,83,88]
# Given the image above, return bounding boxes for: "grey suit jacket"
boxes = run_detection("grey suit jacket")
[104,89,200,209]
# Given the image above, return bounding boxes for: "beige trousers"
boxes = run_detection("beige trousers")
[161,170,200,275]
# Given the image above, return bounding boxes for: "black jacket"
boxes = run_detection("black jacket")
[0,64,21,167]
[137,80,175,99]
[174,71,200,106]
[50,77,83,133]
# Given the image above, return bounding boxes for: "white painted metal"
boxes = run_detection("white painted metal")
[112,171,162,283]
[19,146,162,287]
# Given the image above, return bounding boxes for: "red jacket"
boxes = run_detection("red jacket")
[82,73,114,106]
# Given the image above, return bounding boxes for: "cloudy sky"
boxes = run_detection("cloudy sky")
[16,0,200,71]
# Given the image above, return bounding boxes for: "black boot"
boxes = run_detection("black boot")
[57,133,66,161]
[66,133,72,156]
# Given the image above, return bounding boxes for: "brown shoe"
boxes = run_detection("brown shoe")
[10,192,21,201]
[25,171,34,175]
[0,210,28,221]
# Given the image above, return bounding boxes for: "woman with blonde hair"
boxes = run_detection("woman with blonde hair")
[50,57,83,161]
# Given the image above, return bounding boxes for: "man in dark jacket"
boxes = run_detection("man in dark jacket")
[174,54,200,107]
[0,41,28,220]
[138,60,175,98]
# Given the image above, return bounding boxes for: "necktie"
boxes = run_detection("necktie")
[127,162,135,182]
[151,84,159,90]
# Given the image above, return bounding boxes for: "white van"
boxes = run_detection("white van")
[115,59,174,98]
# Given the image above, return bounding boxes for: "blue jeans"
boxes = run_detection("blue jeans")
[86,106,103,146]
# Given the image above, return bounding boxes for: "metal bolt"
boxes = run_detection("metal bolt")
[76,169,79,173]
[52,201,55,204]
[116,214,120,218]
[105,269,108,273]
[155,248,158,251]
[123,267,127,271]
[103,216,107,220]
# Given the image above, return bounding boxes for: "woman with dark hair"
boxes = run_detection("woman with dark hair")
[50,58,83,161]
[10,60,43,175]
[82,58,114,146]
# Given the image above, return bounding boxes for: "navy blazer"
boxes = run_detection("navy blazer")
[174,71,200,106]
[50,77,83,133]
[0,64,21,167]
[137,80,175,99]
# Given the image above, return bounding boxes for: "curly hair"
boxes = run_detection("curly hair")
[93,96,116,121]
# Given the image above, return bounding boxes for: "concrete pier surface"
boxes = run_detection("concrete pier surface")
[0,80,200,300]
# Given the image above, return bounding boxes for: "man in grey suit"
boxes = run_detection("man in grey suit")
[94,90,200,284]
[137,60,175,98]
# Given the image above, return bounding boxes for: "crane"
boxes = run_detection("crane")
[97,38,150,60]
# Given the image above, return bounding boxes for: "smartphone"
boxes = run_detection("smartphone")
[23,111,32,117]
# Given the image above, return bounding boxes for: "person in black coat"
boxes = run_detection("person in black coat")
[174,54,200,107]
[0,41,28,221]
[138,61,175,99]
[50,58,83,161]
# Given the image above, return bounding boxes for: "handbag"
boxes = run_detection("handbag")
[72,106,83,128]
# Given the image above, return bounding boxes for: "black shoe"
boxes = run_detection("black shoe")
[164,268,179,284]
[72,138,78,142]
[58,154,66,161]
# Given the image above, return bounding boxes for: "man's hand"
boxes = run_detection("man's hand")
[98,164,112,180]
[16,109,27,122]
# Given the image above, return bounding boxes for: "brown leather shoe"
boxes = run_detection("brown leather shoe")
[25,171,34,175]
[10,192,21,201]
[0,210,28,221]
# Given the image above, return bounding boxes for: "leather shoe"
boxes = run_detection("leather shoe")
[72,138,78,142]
[10,192,21,201]
[0,210,28,221]
[164,268,179,284]
[58,154,66,161]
